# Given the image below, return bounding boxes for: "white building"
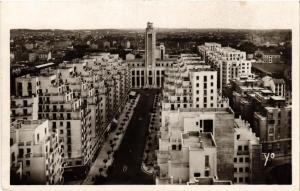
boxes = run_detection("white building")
[157,107,235,183]
[233,117,260,184]
[262,76,285,98]
[198,43,253,90]
[10,120,64,184]
[162,54,229,111]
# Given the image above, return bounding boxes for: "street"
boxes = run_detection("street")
[98,89,159,184]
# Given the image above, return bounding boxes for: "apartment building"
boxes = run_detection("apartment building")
[156,132,219,184]
[262,52,281,63]
[10,120,64,184]
[158,107,235,183]
[198,43,253,90]
[35,72,93,173]
[262,76,285,98]
[233,117,262,184]
[253,106,292,155]
[11,96,38,122]
[162,54,229,111]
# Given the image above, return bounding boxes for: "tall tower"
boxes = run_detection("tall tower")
[145,22,156,86]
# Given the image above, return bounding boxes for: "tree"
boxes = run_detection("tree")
[111,143,115,151]
[99,167,103,175]
[107,151,112,159]
[103,159,108,168]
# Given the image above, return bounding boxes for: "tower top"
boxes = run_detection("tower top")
[147,22,153,29]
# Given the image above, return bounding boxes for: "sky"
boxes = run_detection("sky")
[0,0,299,30]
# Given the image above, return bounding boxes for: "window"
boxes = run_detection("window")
[211,75,214,79]
[172,145,176,150]
[67,121,71,128]
[196,90,199,95]
[23,100,28,107]
[245,167,249,172]
[245,157,250,163]
[234,167,237,172]
[234,157,237,162]
[26,160,30,166]
[26,148,31,154]
[238,145,243,151]
[60,130,64,134]
[205,155,209,167]
[196,97,199,101]
[205,170,210,177]
[239,167,243,172]
[60,121,63,126]
[210,82,213,86]
[196,122,199,126]
[237,134,240,140]
[239,157,243,163]
[196,76,199,80]
[196,83,199,87]
[239,177,243,183]
[204,76,207,82]
[204,83,207,89]
[234,178,237,183]
[244,145,249,151]
[19,149,24,157]
[194,172,201,177]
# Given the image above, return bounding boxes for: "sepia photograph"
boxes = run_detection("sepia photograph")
[0,0,299,191]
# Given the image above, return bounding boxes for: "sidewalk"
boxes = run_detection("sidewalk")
[82,94,140,184]
[141,93,161,175]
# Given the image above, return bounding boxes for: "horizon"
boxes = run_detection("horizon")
[11,28,292,31]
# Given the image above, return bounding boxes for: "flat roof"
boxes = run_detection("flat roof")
[182,132,216,148]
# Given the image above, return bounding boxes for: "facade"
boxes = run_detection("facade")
[253,106,291,156]
[262,76,285,98]
[156,131,219,184]
[10,120,64,184]
[157,108,235,183]
[11,96,39,122]
[162,54,229,111]
[127,22,177,89]
[11,52,131,182]
[198,43,253,90]
[262,52,281,63]
[233,117,262,184]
